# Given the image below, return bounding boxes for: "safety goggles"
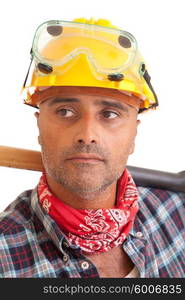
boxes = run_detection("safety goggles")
[31,20,138,74]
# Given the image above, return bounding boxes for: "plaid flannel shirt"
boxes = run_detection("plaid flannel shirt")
[0,185,185,278]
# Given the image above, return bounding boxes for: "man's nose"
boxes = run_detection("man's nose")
[73,115,99,144]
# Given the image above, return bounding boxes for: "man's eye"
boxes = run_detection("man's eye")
[102,111,119,119]
[57,109,74,117]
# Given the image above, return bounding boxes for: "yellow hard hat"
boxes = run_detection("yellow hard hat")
[22,18,158,113]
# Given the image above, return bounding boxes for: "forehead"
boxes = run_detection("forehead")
[37,86,140,111]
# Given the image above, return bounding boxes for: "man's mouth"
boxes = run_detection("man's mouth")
[66,153,104,163]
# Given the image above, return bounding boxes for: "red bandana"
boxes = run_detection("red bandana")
[38,169,139,254]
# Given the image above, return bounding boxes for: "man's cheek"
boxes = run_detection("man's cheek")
[42,130,57,145]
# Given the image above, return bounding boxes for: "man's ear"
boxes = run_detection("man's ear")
[129,143,135,155]
[129,119,141,155]
[34,111,39,123]
[34,112,41,145]
[136,119,141,127]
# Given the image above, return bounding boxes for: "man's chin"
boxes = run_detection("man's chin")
[59,165,106,179]
[58,177,114,200]
[63,181,104,194]
[65,186,106,200]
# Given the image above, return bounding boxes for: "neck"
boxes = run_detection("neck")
[46,173,117,209]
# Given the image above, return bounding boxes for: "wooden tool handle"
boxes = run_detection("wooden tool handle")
[0,145,43,171]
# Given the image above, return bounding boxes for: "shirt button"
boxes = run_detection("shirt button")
[63,254,69,262]
[63,241,69,248]
[136,231,143,238]
[81,261,89,270]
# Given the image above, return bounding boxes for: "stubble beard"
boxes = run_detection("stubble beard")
[41,151,126,201]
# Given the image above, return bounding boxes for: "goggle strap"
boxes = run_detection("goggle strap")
[23,55,33,88]
[143,69,159,107]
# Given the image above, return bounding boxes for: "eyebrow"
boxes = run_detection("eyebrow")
[47,97,80,106]
[95,100,129,113]
[46,97,129,113]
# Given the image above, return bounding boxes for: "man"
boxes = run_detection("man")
[0,18,184,278]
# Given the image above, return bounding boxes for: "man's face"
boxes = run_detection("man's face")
[35,87,140,199]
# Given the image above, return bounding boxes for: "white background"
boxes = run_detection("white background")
[0,0,185,211]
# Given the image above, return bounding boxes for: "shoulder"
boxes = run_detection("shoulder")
[0,190,33,235]
[137,185,185,231]
[0,189,47,277]
[137,185,185,204]
[137,185,185,210]
[132,187,185,277]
